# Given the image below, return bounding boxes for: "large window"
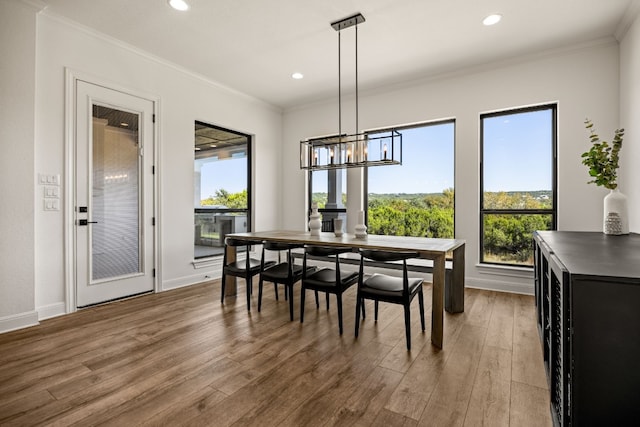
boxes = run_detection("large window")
[365,120,455,238]
[308,168,347,231]
[480,105,557,266]
[194,121,251,259]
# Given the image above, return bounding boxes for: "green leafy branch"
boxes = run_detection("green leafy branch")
[581,118,624,190]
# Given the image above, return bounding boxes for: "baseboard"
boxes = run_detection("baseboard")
[37,302,67,321]
[0,310,39,334]
[161,271,222,292]
[465,276,534,295]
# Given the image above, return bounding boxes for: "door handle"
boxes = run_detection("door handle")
[78,219,98,226]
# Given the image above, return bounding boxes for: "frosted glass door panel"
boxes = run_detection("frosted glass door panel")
[91,106,141,281]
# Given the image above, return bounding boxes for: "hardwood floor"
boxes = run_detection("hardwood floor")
[0,280,551,426]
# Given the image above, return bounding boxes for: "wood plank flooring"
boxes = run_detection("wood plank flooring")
[0,280,551,426]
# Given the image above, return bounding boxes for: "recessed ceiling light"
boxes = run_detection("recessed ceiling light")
[120,122,129,127]
[483,14,502,26]
[210,144,217,148]
[168,0,189,11]
[292,72,304,80]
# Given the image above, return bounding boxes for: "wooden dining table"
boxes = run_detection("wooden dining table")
[224,230,465,348]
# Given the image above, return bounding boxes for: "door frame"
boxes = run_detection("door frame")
[64,68,161,313]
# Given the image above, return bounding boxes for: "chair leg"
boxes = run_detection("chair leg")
[300,287,306,324]
[274,283,279,300]
[418,289,426,331]
[336,293,344,335]
[258,277,264,312]
[374,300,379,322]
[355,295,362,338]
[220,271,226,303]
[326,293,330,310]
[288,284,295,321]
[314,290,319,309]
[404,305,412,351]
[361,298,366,319]
[246,276,252,311]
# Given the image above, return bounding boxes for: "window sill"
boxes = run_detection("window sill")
[192,256,223,269]
[476,263,533,279]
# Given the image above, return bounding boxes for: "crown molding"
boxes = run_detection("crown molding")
[16,0,46,12]
[615,1,640,41]
[39,10,282,113]
[285,36,618,115]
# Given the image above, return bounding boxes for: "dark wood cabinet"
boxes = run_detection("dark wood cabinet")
[533,231,640,426]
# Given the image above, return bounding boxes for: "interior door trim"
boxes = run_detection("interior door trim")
[64,68,161,313]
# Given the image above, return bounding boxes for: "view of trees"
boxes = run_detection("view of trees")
[367,188,454,238]
[482,191,553,265]
[201,189,247,209]
[206,188,552,267]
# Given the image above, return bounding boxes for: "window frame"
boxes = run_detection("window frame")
[194,120,252,259]
[479,104,558,267]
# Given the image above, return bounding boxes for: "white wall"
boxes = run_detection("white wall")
[0,0,39,330]
[283,40,621,294]
[32,12,283,321]
[1,0,636,333]
[620,11,640,232]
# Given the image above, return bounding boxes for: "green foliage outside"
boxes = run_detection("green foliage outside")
[205,188,553,266]
[201,189,248,209]
[368,188,455,238]
[311,193,346,208]
[483,212,552,265]
[483,191,553,265]
[312,188,552,266]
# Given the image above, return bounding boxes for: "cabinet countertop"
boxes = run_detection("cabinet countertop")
[534,231,640,282]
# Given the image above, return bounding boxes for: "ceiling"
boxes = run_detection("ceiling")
[40,0,638,110]
[194,121,248,159]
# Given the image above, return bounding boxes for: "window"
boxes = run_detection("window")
[308,168,347,231]
[194,121,251,259]
[365,120,455,238]
[480,104,557,266]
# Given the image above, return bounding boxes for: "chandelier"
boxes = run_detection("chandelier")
[300,13,402,171]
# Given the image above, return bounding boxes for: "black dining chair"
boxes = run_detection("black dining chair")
[221,237,276,310]
[355,249,425,350]
[301,245,359,335]
[258,241,316,321]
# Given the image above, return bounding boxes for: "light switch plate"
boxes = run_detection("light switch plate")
[44,186,60,198]
[44,199,60,211]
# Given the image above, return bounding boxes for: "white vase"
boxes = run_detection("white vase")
[333,218,343,237]
[309,203,321,236]
[354,210,367,239]
[603,189,629,235]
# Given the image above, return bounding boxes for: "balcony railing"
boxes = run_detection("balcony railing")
[194,208,248,258]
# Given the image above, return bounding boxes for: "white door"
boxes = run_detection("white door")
[75,80,155,307]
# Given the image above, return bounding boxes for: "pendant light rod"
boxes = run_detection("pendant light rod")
[355,23,359,135]
[331,13,365,136]
[299,12,402,171]
[338,31,341,137]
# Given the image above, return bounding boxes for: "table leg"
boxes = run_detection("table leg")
[224,244,238,297]
[445,243,465,313]
[431,253,445,349]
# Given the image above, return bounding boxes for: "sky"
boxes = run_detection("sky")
[482,109,553,192]
[200,156,247,198]
[367,123,455,194]
[200,109,553,199]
